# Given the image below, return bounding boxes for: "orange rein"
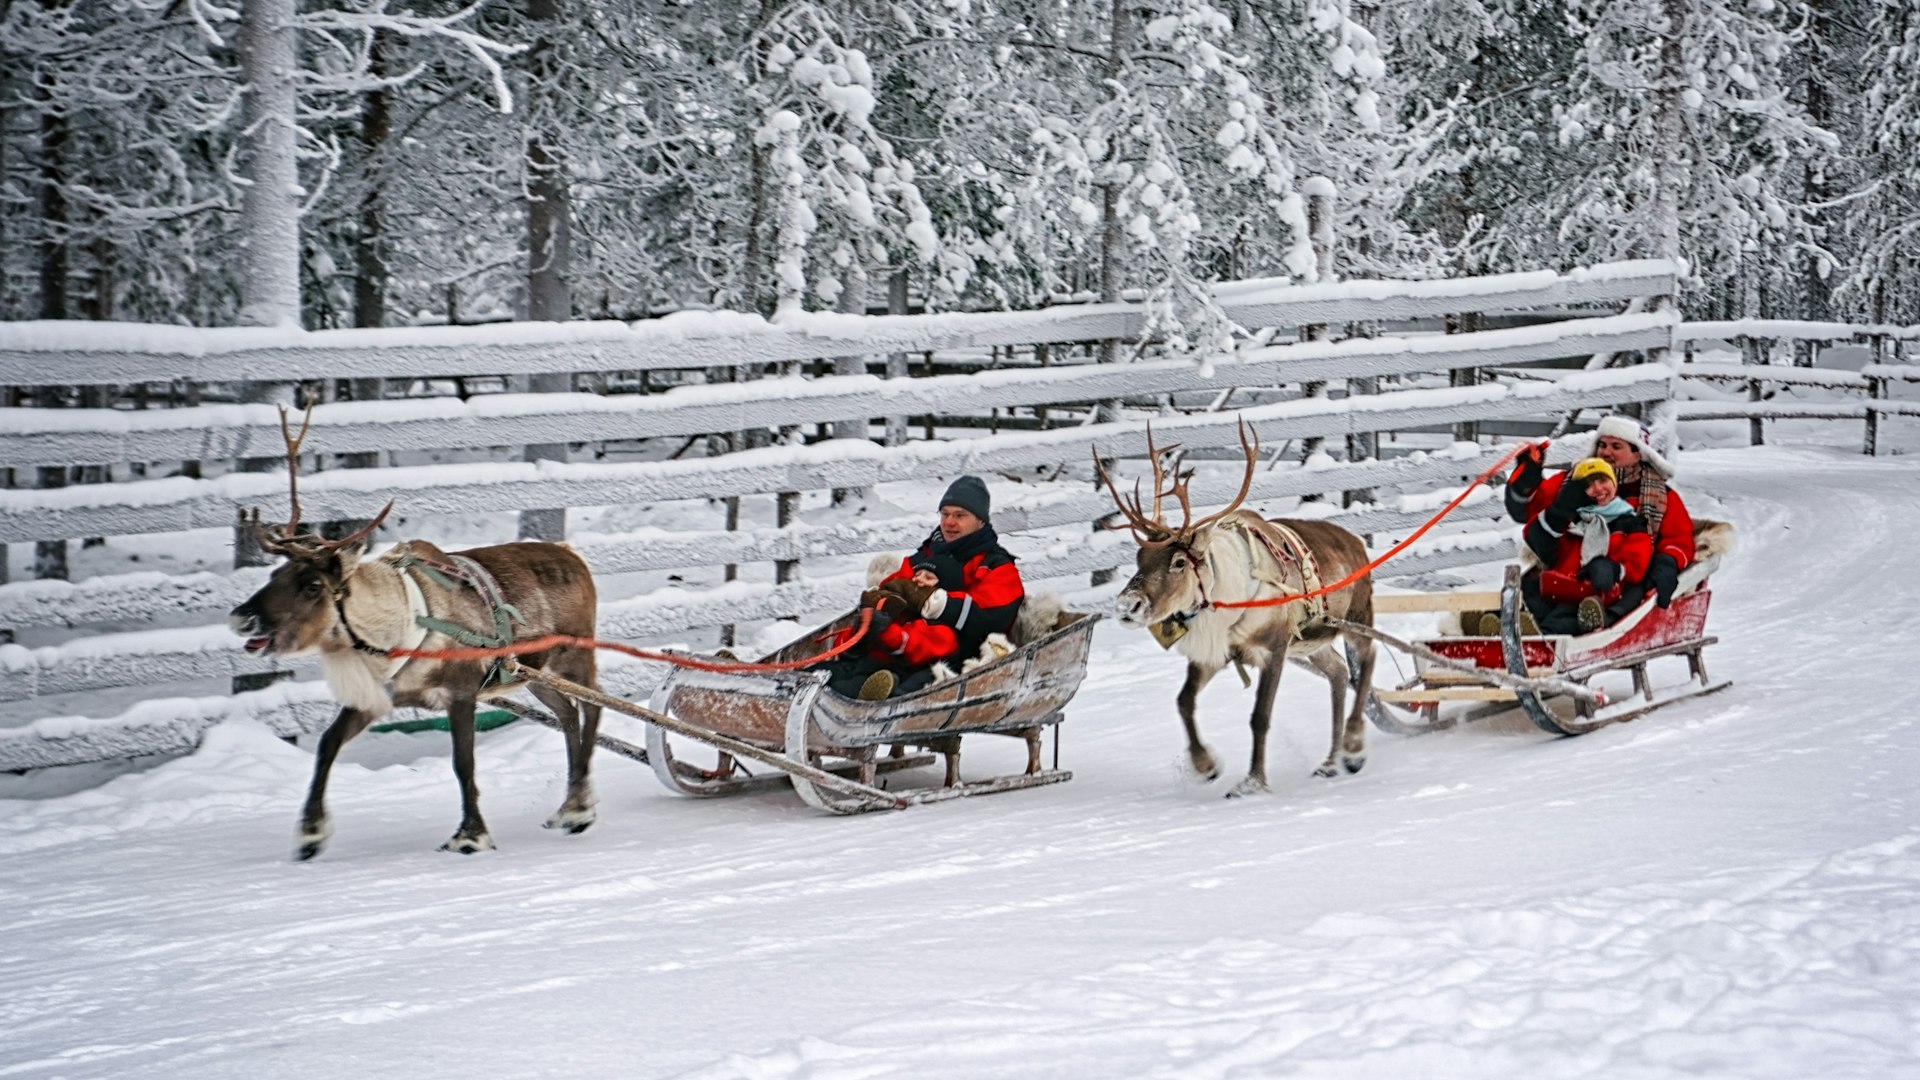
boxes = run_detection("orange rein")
[384,608,874,674]
[1210,441,1539,611]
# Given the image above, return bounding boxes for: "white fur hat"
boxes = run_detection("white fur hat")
[1592,414,1675,479]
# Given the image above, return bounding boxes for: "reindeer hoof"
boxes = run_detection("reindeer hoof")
[1188,748,1220,782]
[439,832,496,855]
[544,807,596,835]
[293,825,329,862]
[1342,753,1367,775]
[1313,762,1340,779]
[1227,776,1270,798]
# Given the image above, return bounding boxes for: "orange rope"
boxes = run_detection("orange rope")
[1212,441,1540,611]
[386,608,874,674]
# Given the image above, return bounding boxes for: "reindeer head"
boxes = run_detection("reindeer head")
[1096,420,1257,630]
[227,401,393,656]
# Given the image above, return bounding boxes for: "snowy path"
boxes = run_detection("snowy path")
[3,446,1917,1078]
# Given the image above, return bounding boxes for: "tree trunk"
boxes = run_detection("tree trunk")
[237,0,301,327]
[519,0,573,541]
[885,268,911,446]
[353,31,391,333]
[34,87,69,580]
[1647,0,1687,265]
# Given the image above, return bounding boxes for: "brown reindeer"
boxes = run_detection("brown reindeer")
[1098,422,1377,796]
[227,403,602,859]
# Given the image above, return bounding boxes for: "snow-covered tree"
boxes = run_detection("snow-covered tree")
[1841,1,1920,325]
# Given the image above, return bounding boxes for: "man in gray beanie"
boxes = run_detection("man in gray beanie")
[819,475,1025,700]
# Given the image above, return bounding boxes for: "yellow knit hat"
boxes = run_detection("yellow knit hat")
[1570,457,1615,484]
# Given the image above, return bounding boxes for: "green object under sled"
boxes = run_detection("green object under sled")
[370,709,519,735]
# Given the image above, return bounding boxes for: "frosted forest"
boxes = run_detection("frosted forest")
[3,0,1916,334]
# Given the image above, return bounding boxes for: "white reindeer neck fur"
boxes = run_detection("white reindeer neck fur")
[318,551,430,718]
[1171,521,1271,668]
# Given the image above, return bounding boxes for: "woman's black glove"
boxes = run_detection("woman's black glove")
[1582,556,1620,594]
[1542,478,1597,532]
[1644,553,1681,607]
[1509,444,1546,498]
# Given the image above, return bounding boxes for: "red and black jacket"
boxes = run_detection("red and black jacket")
[1507,469,1695,571]
[850,525,1024,668]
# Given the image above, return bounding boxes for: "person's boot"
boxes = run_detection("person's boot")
[858,670,896,701]
[1577,596,1606,633]
[1478,611,1541,636]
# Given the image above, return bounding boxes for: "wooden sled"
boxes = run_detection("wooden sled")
[643,607,1101,813]
[1365,558,1730,737]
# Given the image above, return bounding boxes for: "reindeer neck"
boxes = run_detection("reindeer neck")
[1196,520,1264,608]
[329,557,423,654]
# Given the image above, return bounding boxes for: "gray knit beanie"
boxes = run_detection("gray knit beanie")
[939,475,991,521]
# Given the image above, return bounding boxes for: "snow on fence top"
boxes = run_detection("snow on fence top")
[1676,319,1920,343]
[0,313,1673,467]
[0,261,1677,386]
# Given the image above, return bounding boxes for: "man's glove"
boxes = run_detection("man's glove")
[921,588,949,620]
[1509,443,1546,499]
[1645,553,1681,607]
[1542,477,1597,532]
[866,608,894,638]
[1581,556,1620,595]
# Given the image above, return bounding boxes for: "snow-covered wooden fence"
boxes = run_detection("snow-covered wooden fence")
[0,261,1681,770]
[1673,320,1920,453]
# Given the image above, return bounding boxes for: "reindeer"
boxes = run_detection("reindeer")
[227,403,603,859]
[1097,422,1378,796]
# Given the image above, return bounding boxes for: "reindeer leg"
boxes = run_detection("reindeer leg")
[1297,646,1355,778]
[1230,660,1284,797]
[296,706,375,861]
[529,656,597,835]
[441,691,496,854]
[1340,636,1375,774]
[1177,662,1223,782]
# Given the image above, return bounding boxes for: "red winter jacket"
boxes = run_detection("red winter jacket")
[840,526,1025,668]
[1537,507,1654,604]
[1515,470,1695,570]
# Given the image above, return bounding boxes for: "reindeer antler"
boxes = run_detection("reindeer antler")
[276,399,314,540]
[1096,418,1260,546]
[1185,418,1260,534]
[1094,448,1162,543]
[246,396,395,559]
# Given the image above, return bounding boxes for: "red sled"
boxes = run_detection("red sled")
[1365,553,1730,737]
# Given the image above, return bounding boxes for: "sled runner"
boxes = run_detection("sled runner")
[640,606,1100,813]
[1364,555,1730,736]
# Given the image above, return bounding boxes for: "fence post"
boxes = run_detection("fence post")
[1300,181,1336,473]
[776,360,802,585]
[1739,335,1765,447]
[884,269,911,447]
[1865,372,1883,457]
[1446,313,1481,444]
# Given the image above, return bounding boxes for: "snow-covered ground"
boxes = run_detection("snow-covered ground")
[4,439,1919,1078]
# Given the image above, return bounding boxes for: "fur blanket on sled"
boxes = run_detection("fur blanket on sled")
[865,553,1065,685]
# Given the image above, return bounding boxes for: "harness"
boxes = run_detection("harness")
[1148,516,1326,649]
[331,547,527,688]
